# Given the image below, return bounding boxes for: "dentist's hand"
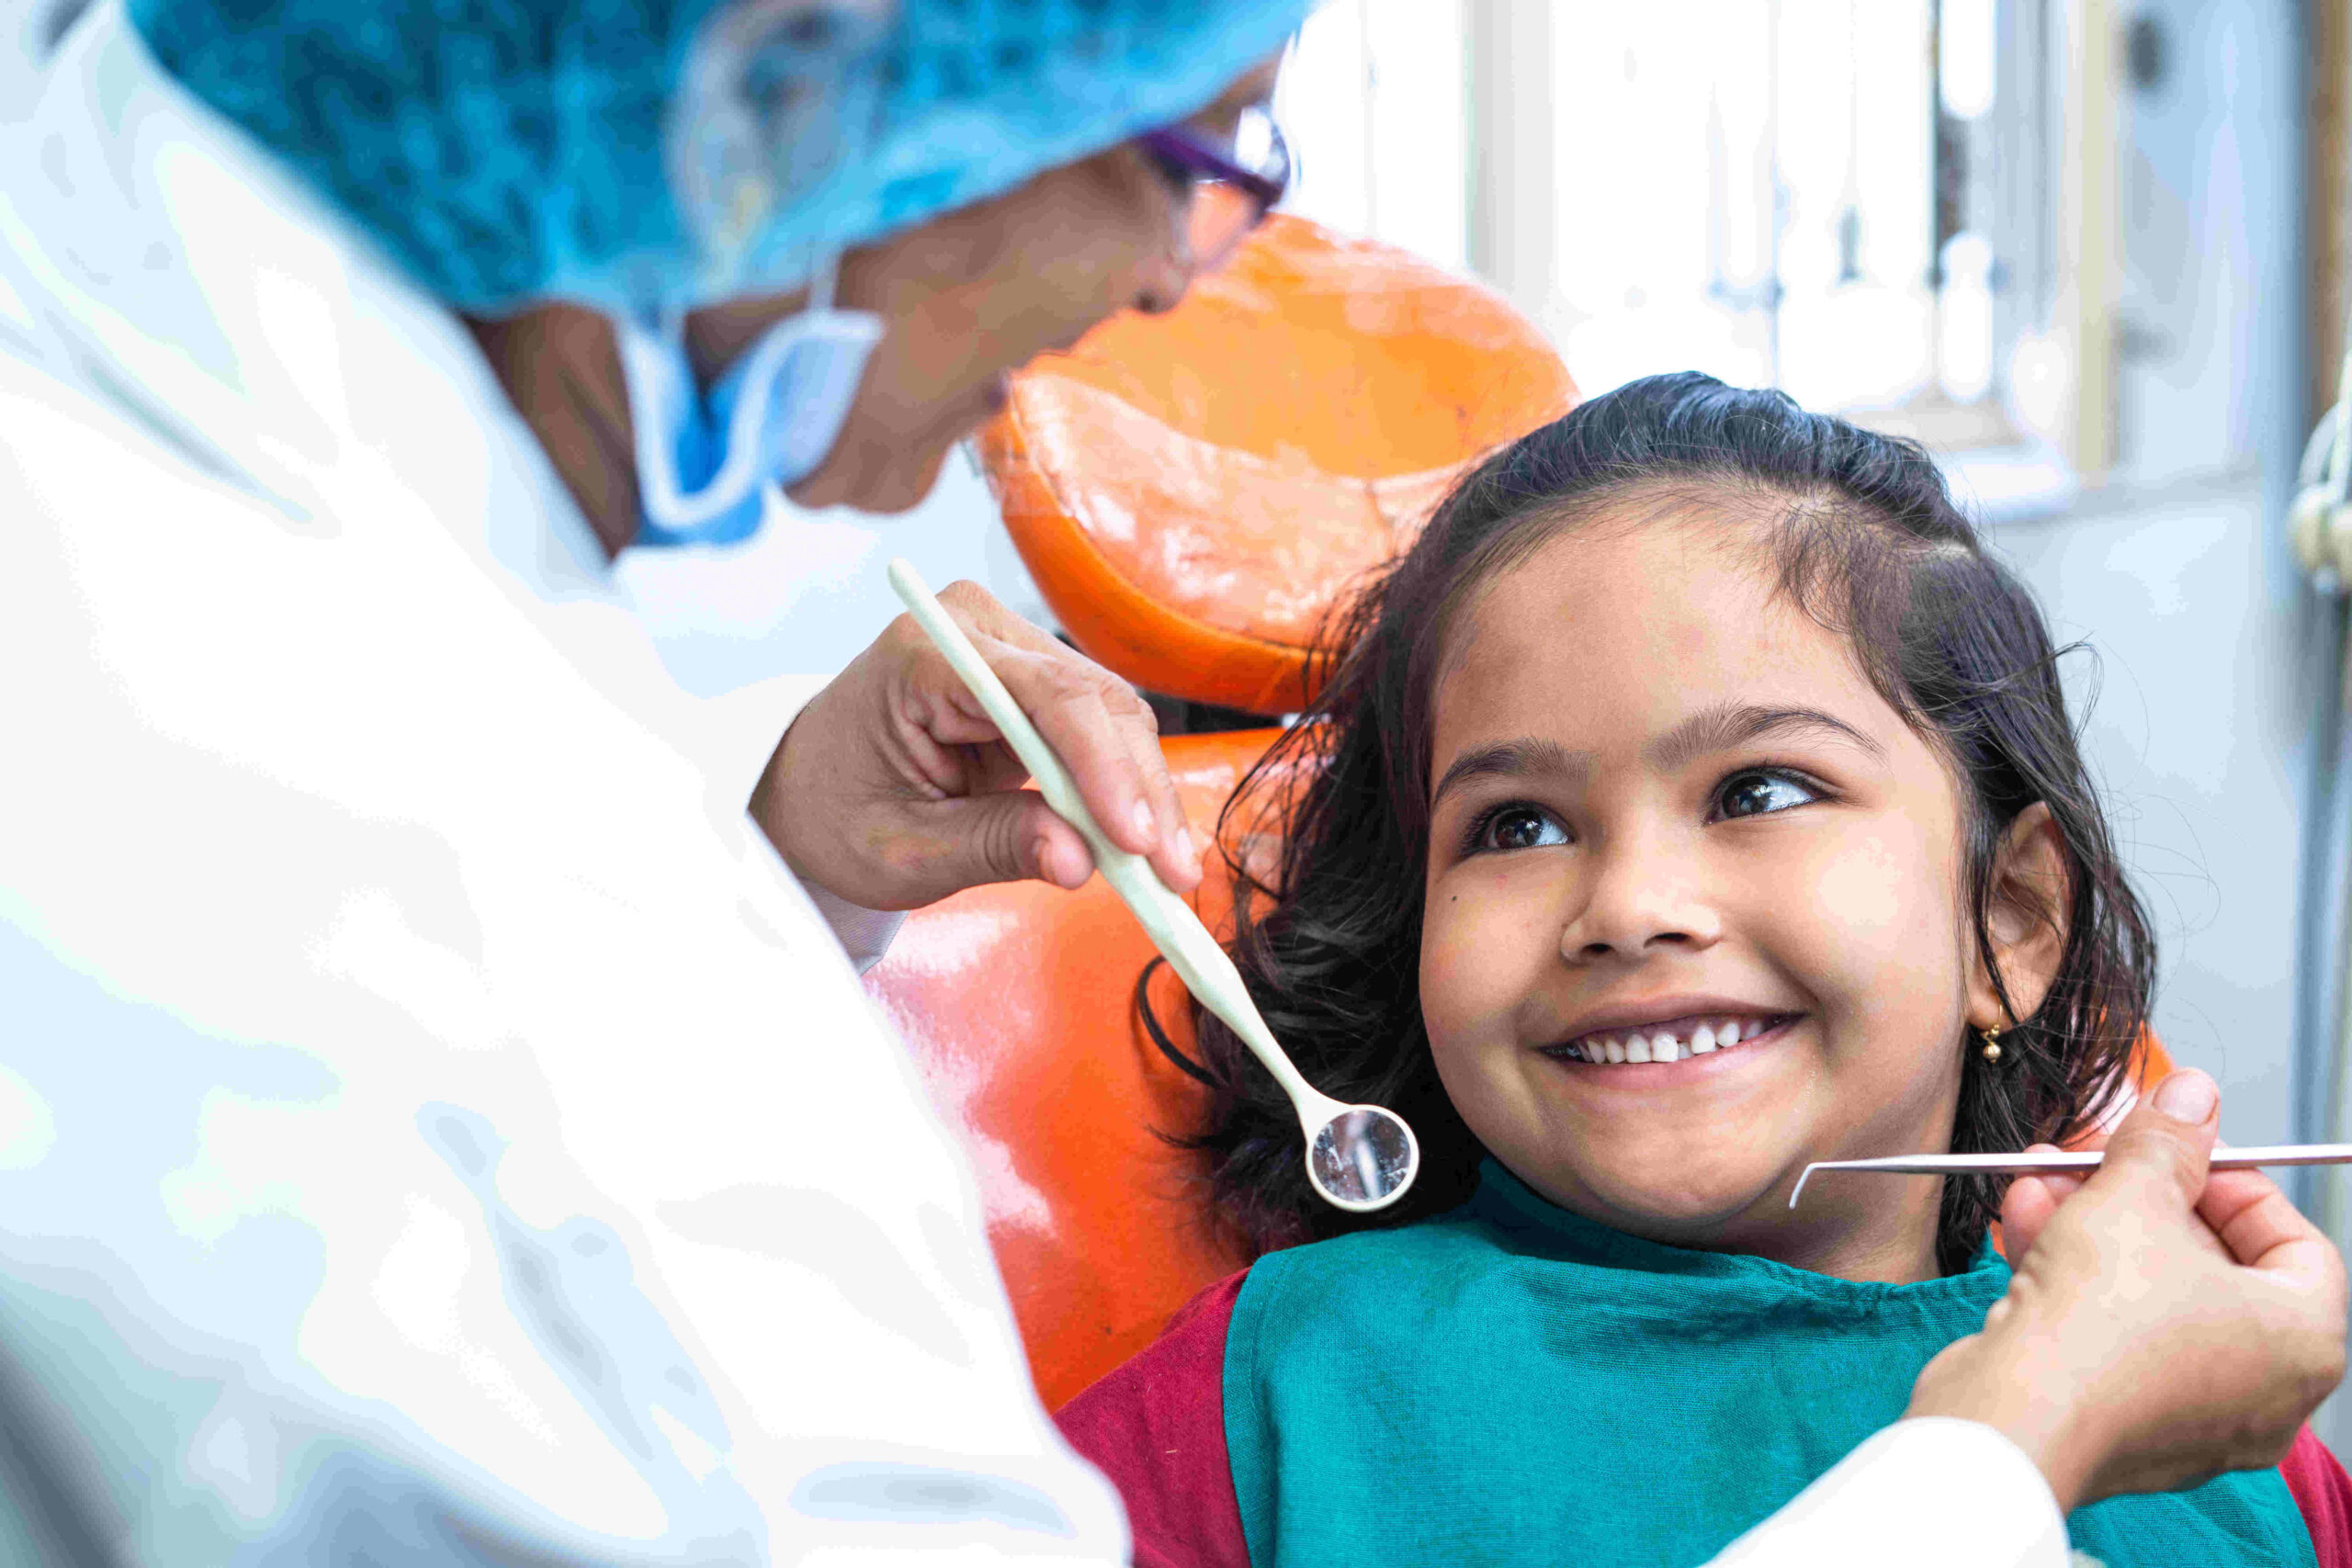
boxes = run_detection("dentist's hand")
[752,579,1203,911]
[1906,1071,2347,1513]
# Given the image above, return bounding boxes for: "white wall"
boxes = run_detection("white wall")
[1973,0,2312,1145]
[1991,479,2305,1144]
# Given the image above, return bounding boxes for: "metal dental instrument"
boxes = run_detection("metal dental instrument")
[887,559,1420,1212]
[1789,1144,2352,1209]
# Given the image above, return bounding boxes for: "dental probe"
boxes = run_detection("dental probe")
[885,559,1420,1213]
[1789,1144,2352,1208]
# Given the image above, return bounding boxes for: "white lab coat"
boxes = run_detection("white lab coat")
[0,6,1105,1563]
[0,6,2068,1564]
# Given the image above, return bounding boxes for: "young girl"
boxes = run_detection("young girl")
[1057,374,2352,1566]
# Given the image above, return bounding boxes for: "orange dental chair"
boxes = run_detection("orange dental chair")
[861,215,2170,1414]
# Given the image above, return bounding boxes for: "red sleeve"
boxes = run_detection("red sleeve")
[2283,1424,2352,1568]
[1055,1269,1251,1568]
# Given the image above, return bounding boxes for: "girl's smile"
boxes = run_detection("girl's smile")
[1542,1001,1798,1066]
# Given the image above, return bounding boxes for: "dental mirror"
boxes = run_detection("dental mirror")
[887,558,1419,1212]
[1307,1104,1419,1210]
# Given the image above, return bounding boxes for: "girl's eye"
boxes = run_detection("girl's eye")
[1713,770,1822,821]
[1474,806,1570,853]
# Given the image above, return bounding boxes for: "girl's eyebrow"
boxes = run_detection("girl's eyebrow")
[1430,738,1589,807]
[1430,705,1885,809]
[1645,702,1887,771]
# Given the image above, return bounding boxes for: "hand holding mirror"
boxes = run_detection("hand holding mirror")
[886,559,1419,1213]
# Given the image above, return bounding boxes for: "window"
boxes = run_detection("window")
[1273,0,2071,466]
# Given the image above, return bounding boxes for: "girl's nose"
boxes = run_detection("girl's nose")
[1557,840,1724,965]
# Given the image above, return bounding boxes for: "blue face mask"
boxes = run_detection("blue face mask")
[613,264,884,547]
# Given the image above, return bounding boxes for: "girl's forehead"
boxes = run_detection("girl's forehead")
[1431,514,1893,745]
[1448,512,1789,662]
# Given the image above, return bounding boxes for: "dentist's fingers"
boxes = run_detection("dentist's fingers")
[929,581,1202,893]
[2199,1165,2339,1276]
[754,579,1204,912]
[1995,1145,2077,1259]
[2071,1070,2229,1266]
[925,785,1100,892]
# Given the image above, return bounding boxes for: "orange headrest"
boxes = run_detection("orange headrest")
[978,214,1577,714]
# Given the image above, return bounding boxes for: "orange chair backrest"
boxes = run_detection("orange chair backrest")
[978,214,1577,713]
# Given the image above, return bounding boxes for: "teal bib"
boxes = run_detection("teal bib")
[1224,1161,2314,1568]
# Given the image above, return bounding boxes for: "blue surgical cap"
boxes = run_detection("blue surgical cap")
[127,0,1313,315]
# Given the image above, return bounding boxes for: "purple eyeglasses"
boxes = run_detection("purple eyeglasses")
[1136,103,1291,272]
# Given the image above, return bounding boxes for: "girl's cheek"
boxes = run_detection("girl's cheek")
[1418,892,1484,1046]
[1808,830,1905,937]
[1419,874,1547,1045]
[1790,822,1965,1046]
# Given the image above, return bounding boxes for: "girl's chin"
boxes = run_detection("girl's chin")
[1497,1144,1804,1235]
[1562,1179,1783,1236]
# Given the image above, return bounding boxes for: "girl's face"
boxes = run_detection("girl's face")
[1419,509,1979,1281]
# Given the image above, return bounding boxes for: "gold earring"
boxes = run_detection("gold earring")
[1980,1023,2005,1065]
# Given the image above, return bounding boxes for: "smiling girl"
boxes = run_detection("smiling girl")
[1057,374,2351,1566]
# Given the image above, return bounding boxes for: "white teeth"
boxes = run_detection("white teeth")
[1564,1016,1783,1066]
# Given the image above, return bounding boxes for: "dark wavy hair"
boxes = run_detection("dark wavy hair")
[1147,372,2154,1276]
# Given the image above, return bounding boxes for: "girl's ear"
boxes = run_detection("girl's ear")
[1967,801,2070,1032]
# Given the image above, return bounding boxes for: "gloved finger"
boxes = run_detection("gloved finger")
[2084,1068,2220,1213]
